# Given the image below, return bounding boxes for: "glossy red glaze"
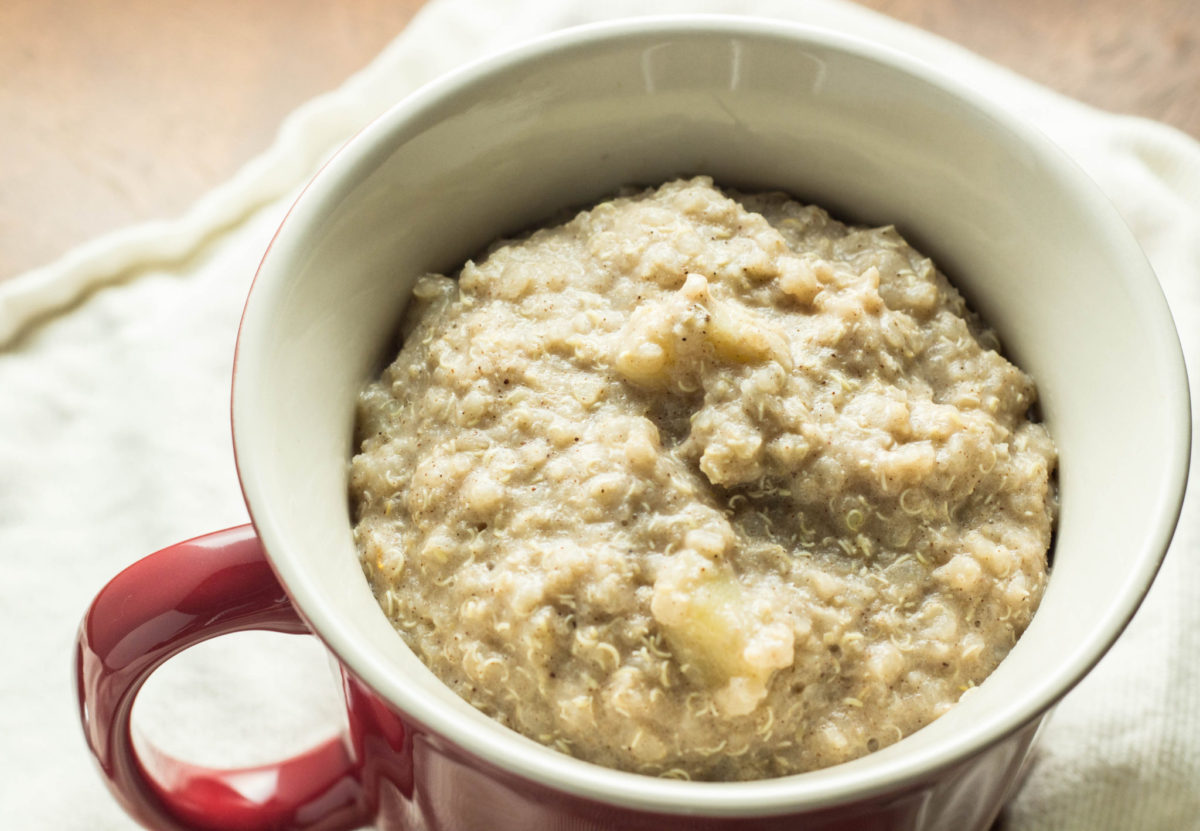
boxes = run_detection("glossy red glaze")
[75,525,368,831]
[77,524,1041,830]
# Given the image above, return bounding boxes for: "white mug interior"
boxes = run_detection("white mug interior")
[232,17,1190,818]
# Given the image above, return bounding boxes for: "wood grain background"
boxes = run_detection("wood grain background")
[2,0,1197,281]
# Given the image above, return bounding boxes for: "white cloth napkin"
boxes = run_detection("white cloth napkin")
[3,1,1198,828]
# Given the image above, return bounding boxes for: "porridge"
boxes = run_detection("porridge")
[349,177,1057,781]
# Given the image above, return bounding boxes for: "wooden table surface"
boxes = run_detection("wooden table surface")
[2,0,1197,282]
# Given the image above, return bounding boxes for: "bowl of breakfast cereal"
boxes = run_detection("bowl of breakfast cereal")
[78,16,1189,831]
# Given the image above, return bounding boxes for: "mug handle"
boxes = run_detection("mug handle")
[75,524,371,831]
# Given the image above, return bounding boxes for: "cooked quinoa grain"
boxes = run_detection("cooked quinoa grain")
[349,177,1057,780]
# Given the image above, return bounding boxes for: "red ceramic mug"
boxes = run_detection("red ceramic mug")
[76,17,1190,831]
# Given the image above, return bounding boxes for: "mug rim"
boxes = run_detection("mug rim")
[232,14,1191,816]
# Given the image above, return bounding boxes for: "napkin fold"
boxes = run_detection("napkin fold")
[2,1,1197,828]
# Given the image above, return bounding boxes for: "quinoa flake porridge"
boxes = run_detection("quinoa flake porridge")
[349,177,1057,781]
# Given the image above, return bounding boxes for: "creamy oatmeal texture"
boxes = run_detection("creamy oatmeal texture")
[350,178,1057,781]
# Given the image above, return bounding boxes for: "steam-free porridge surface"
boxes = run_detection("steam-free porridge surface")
[349,177,1057,781]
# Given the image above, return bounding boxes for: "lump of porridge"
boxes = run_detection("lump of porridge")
[349,177,1057,781]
